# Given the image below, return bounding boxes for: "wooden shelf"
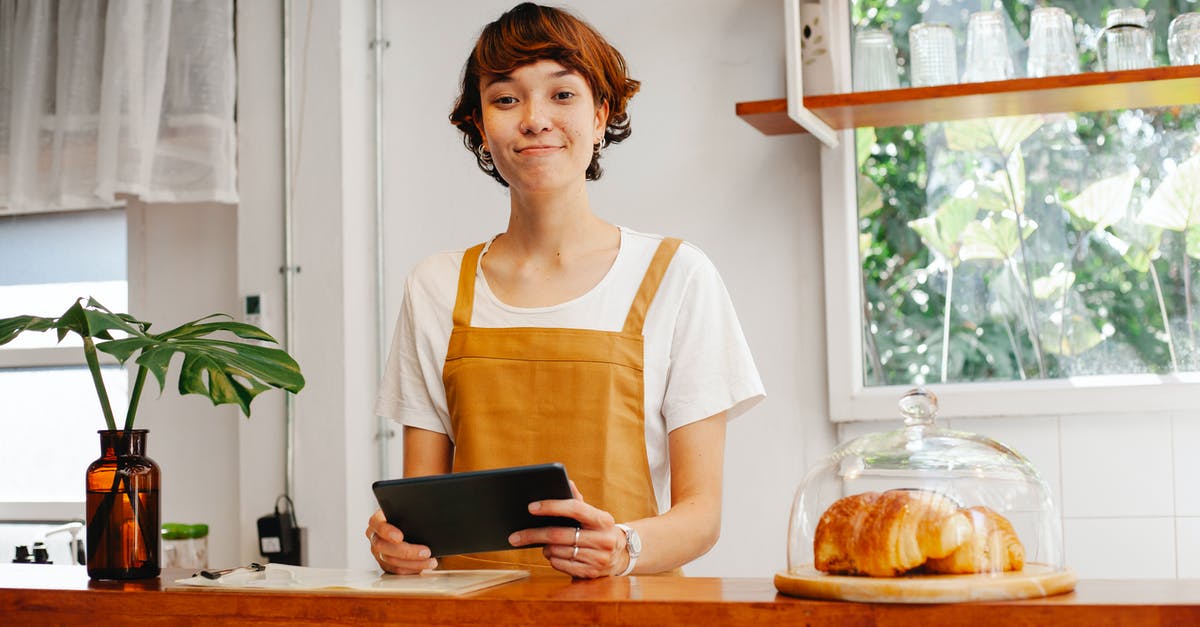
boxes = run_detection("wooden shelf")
[737,65,1200,135]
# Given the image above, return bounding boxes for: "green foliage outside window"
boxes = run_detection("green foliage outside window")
[851,0,1200,385]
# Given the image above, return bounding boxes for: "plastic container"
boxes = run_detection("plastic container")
[776,388,1075,603]
[161,523,209,569]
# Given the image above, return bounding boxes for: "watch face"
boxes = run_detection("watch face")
[625,527,642,556]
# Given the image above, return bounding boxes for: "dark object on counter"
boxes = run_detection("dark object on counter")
[86,429,160,580]
[372,462,578,557]
[258,495,303,565]
[10,544,52,564]
[11,546,31,563]
[31,543,51,564]
[199,562,265,580]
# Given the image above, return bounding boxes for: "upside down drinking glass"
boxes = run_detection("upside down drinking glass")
[909,23,958,87]
[963,11,1015,82]
[853,29,900,92]
[1169,13,1200,66]
[1027,7,1079,77]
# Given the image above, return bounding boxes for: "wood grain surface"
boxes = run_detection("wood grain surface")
[736,66,1200,135]
[2,564,1199,626]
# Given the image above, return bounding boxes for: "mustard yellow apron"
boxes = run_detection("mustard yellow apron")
[437,237,682,575]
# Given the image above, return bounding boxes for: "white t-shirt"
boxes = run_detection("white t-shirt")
[375,226,765,511]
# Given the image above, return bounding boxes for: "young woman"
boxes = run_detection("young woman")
[365,2,764,579]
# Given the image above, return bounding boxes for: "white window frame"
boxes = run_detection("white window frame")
[0,208,126,522]
[0,349,119,521]
[811,0,1200,422]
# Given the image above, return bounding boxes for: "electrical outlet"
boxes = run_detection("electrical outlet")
[244,294,264,328]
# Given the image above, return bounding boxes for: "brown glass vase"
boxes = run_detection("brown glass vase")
[86,429,161,579]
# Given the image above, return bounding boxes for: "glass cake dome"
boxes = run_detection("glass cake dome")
[779,388,1073,602]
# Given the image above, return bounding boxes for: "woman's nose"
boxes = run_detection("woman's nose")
[520,101,551,134]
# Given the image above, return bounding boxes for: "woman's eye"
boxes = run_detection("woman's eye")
[493,96,517,105]
[554,91,575,101]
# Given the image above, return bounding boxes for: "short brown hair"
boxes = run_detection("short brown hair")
[449,3,641,187]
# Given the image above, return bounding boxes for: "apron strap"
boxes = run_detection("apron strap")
[622,237,683,335]
[452,243,487,329]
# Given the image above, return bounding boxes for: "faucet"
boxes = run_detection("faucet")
[40,521,86,565]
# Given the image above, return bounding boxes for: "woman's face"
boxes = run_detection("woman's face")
[476,59,609,194]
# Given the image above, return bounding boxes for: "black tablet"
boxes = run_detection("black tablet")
[371,462,580,557]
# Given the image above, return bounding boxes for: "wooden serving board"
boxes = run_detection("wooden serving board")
[775,563,1077,604]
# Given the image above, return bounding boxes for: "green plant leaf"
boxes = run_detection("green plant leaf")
[858,174,884,218]
[856,127,876,170]
[959,213,1038,262]
[168,340,304,416]
[908,197,977,264]
[1137,152,1200,233]
[96,336,158,364]
[945,115,1043,157]
[0,315,58,346]
[155,318,279,343]
[1032,266,1075,302]
[1005,149,1026,215]
[1189,226,1200,260]
[1101,227,1162,273]
[1,297,304,427]
[1040,312,1106,357]
[1064,168,1138,232]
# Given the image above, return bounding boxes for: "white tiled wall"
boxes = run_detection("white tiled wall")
[838,410,1200,579]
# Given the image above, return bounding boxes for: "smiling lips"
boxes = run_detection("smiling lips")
[516,144,563,155]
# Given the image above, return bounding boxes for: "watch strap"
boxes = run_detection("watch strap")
[615,523,639,576]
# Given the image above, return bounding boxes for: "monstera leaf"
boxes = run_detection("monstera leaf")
[0,298,304,430]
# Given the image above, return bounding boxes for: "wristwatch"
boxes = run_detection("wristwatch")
[614,523,641,576]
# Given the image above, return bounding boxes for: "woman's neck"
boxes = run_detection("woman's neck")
[501,183,611,261]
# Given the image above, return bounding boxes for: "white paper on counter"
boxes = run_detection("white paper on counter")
[169,563,529,595]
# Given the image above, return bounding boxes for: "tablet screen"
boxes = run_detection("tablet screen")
[372,462,579,557]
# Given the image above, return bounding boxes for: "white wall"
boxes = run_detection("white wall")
[126,200,242,568]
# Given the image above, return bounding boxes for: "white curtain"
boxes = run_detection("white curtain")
[0,0,236,215]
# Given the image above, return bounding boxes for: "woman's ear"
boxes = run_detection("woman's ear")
[593,100,610,141]
[475,115,489,151]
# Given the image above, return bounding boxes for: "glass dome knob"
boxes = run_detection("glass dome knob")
[898,387,939,427]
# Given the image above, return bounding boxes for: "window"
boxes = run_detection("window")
[824,1,1200,420]
[0,209,127,518]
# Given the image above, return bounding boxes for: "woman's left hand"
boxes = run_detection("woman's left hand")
[507,480,630,579]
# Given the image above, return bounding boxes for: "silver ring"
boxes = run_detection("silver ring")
[573,527,581,547]
[571,544,579,560]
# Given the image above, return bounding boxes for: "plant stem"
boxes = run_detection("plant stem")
[124,366,148,431]
[1007,258,1043,379]
[859,269,886,384]
[83,336,117,431]
[1001,159,1046,377]
[1149,262,1179,372]
[1000,315,1028,381]
[941,263,954,383]
[1184,248,1196,364]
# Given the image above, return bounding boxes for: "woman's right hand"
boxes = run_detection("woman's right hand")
[366,508,438,574]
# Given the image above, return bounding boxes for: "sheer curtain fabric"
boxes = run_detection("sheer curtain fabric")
[0,0,236,215]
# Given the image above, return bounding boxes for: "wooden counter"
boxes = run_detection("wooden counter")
[3,564,1199,626]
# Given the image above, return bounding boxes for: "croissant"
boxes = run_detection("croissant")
[814,490,972,577]
[923,506,1025,574]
